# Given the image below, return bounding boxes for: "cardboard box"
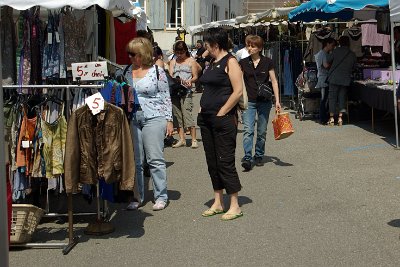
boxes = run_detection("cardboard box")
[364,69,400,82]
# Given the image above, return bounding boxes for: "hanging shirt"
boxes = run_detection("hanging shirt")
[114,18,137,65]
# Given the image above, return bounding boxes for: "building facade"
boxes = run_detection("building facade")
[141,0,245,50]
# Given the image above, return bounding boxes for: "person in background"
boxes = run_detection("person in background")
[125,37,173,211]
[153,42,165,69]
[326,36,356,126]
[315,37,336,125]
[239,35,281,171]
[194,40,206,93]
[169,41,200,148]
[198,28,244,221]
[235,35,251,61]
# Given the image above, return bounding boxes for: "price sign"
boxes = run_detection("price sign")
[85,92,105,115]
[71,61,108,81]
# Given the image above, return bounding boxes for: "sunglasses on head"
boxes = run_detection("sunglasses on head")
[128,52,136,57]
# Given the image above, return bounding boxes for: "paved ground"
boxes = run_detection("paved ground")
[9,94,400,266]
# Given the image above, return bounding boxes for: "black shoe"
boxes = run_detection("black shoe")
[255,157,264,167]
[241,160,252,171]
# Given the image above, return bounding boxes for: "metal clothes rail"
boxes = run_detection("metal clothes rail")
[4,84,103,255]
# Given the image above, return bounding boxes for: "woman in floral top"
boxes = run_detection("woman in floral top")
[126,37,173,211]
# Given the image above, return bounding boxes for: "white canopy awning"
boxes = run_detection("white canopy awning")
[250,7,297,23]
[390,0,400,22]
[188,18,237,35]
[0,0,131,11]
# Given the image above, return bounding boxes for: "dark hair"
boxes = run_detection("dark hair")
[136,30,153,42]
[203,28,229,51]
[174,40,190,57]
[154,46,163,57]
[196,40,203,45]
[322,37,336,48]
[338,36,350,47]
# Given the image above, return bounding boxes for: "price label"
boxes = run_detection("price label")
[71,61,108,81]
[85,92,105,115]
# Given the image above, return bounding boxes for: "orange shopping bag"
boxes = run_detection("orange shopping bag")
[272,112,294,140]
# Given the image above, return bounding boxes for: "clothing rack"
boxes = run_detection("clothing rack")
[4,84,104,255]
[97,56,124,70]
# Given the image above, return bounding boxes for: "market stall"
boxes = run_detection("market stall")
[0,1,141,264]
[287,0,400,145]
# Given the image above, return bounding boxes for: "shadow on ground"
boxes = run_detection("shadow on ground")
[204,195,253,208]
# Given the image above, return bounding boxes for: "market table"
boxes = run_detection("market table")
[349,80,396,130]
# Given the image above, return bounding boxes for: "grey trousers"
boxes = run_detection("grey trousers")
[329,83,347,114]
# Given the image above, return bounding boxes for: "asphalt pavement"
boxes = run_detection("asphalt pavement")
[9,93,400,266]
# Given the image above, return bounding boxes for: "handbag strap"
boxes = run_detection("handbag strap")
[249,59,261,87]
[326,49,352,80]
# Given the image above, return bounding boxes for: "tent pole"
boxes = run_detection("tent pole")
[0,6,10,267]
[390,22,399,149]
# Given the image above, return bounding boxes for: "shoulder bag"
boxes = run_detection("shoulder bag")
[250,59,273,101]
[226,56,248,110]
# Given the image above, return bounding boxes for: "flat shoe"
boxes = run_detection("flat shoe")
[201,208,224,217]
[221,212,243,221]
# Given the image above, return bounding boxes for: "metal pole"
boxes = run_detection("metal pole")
[390,22,399,148]
[0,6,10,267]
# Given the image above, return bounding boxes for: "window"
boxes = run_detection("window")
[225,10,228,19]
[211,4,219,21]
[166,0,183,29]
[231,13,236,19]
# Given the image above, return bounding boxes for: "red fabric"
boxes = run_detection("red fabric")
[114,18,136,65]
[6,164,11,242]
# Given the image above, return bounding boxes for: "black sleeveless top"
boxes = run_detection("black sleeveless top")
[199,54,235,115]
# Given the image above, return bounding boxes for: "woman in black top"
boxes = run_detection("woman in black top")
[197,28,244,221]
[239,35,281,171]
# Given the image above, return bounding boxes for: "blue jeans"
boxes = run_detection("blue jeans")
[242,101,272,161]
[131,112,168,203]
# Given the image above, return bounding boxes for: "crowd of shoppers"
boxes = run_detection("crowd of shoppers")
[120,26,357,219]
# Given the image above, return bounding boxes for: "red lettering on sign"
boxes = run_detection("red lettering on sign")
[92,98,101,109]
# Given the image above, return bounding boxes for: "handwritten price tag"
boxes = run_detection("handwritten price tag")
[85,92,105,115]
[71,62,108,81]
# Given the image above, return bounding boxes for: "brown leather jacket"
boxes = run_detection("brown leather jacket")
[65,103,135,193]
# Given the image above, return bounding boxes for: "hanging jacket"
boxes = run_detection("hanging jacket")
[304,29,337,62]
[64,102,135,193]
[342,27,363,58]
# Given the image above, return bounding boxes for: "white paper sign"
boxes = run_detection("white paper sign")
[85,92,105,115]
[71,61,108,81]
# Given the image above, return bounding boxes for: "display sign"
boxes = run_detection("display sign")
[85,92,105,115]
[71,61,108,81]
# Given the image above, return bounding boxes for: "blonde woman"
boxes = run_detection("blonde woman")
[126,37,173,211]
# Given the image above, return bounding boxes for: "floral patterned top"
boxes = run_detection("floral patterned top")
[129,65,172,121]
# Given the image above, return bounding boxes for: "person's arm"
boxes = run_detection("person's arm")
[168,59,175,77]
[269,69,281,112]
[157,68,174,136]
[322,53,331,69]
[216,57,243,116]
[155,58,164,69]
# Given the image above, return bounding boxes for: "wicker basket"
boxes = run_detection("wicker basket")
[10,204,44,244]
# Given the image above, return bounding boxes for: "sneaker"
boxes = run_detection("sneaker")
[191,139,199,149]
[255,157,264,167]
[127,201,140,210]
[152,200,167,211]
[172,139,186,148]
[241,160,252,171]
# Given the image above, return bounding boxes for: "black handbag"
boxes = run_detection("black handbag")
[250,60,273,101]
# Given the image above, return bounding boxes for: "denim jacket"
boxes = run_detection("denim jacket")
[65,102,135,193]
